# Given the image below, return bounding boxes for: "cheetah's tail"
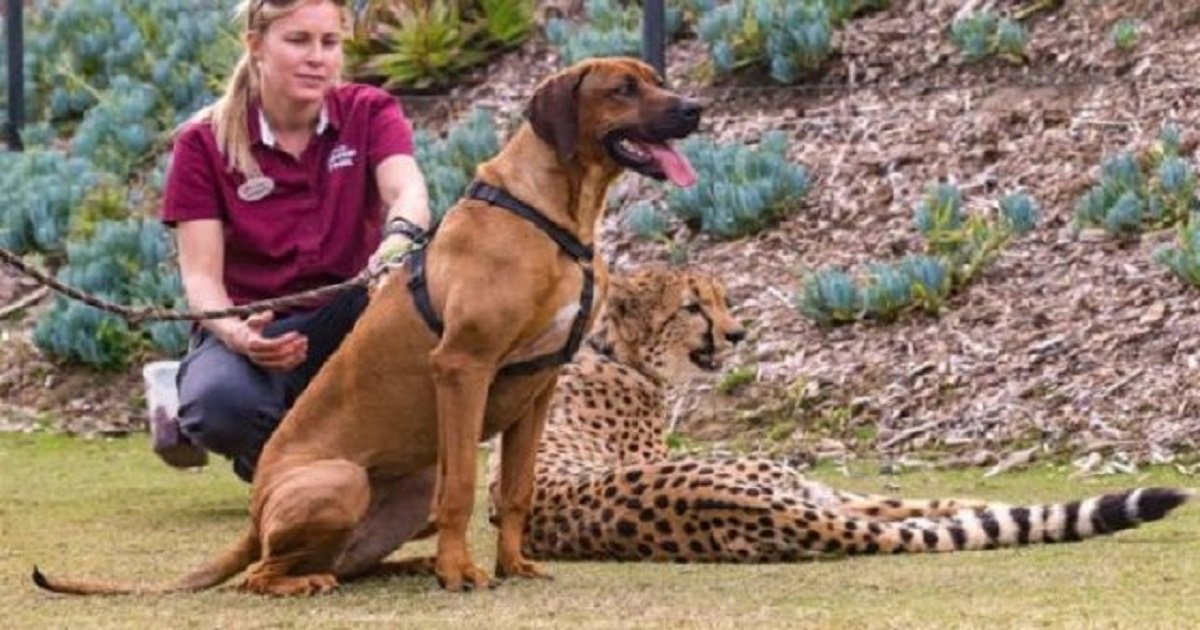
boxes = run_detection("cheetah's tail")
[858,487,1193,554]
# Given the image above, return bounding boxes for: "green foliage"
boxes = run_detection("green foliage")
[699,0,832,83]
[1073,124,1197,238]
[3,1,238,368]
[798,186,1040,326]
[796,268,859,325]
[859,263,913,321]
[24,0,239,141]
[350,0,535,91]
[824,0,889,25]
[479,0,537,48]
[627,201,672,241]
[362,2,485,91]
[33,220,188,370]
[949,11,1028,64]
[1112,18,1141,52]
[544,0,683,66]
[662,132,811,239]
[1155,217,1200,288]
[695,0,887,83]
[715,365,756,394]
[0,149,103,256]
[414,107,501,220]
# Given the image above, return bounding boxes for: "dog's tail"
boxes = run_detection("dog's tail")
[32,527,260,596]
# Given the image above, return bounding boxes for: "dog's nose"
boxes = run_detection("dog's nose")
[725,329,746,344]
[678,99,704,122]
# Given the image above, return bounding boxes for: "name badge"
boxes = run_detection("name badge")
[238,176,275,202]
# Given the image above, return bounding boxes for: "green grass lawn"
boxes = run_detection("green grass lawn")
[1,433,1198,629]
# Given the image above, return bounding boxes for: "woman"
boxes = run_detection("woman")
[161,0,431,481]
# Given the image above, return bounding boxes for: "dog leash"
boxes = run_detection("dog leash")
[0,245,416,325]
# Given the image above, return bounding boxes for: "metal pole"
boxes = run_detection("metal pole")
[642,0,666,81]
[5,0,23,150]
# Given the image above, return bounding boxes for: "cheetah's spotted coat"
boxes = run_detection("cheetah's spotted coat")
[490,268,1191,562]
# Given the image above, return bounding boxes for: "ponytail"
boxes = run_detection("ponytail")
[189,52,262,179]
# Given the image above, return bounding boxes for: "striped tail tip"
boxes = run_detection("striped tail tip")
[1135,487,1192,522]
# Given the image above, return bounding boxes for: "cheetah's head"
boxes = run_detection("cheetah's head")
[590,267,746,383]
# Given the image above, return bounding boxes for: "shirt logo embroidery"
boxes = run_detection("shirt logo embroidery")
[328,144,357,172]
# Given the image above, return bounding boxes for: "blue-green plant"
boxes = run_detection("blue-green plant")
[914,183,966,256]
[900,254,951,313]
[0,149,103,255]
[414,107,501,220]
[625,201,688,264]
[798,186,1039,326]
[1155,217,1200,287]
[1111,18,1140,52]
[950,12,1028,64]
[663,131,811,239]
[698,0,833,83]
[545,0,683,66]
[3,1,236,369]
[796,268,860,325]
[859,263,912,321]
[1074,124,1197,237]
[33,219,188,370]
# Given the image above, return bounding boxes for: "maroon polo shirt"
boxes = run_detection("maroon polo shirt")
[161,83,414,306]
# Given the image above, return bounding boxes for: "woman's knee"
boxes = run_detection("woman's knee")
[178,373,278,459]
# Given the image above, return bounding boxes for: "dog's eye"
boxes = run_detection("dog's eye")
[615,76,638,97]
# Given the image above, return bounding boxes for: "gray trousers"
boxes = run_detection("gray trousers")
[177,288,369,482]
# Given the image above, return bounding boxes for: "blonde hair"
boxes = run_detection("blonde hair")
[193,0,348,179]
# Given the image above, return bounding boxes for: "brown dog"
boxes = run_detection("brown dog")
[33,57,702,596]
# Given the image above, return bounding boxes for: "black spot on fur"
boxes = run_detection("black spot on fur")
[616,520,638,537]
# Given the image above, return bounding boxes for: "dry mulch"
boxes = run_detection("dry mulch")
[4,1,1200,474]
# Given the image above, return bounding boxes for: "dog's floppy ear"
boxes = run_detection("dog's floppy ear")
[526,67,589,162]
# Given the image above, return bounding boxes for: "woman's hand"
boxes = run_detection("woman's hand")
[368,232,416,281]
[225,311,308,371]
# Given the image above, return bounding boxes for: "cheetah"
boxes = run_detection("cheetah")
[489,267,1191,562]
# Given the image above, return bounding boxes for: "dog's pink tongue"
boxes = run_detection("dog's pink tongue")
[647,142,697,188]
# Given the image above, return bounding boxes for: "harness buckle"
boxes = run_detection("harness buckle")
[471,182,501,205]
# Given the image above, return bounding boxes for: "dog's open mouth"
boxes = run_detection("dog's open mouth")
[606,133,697,187]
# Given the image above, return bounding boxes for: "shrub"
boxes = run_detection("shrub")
[796,268,859,325]
[698,0,833,83]
[414,107,501,220]
[949,11,1028,64]
[33,219,189,370]
[1111,18,1140,52]
[0,149,103,256]
[2,0,240,367]
[349,0,536,91]
[1073,124,1196,237]
[661,131,811,239]
[545,0,683,66]
[797,186,1040,325]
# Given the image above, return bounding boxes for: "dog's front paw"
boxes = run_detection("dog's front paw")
[496,556,552,581]
[435,557,491,592]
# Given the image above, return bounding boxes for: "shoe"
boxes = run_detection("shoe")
[151,408,209,469]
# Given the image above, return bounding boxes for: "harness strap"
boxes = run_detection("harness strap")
[406,181,596,376]
[464,182,594,263]
[406,236,444,337]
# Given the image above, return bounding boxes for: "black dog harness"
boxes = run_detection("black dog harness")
[407,181,596,377]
